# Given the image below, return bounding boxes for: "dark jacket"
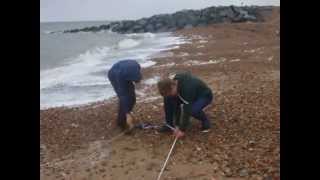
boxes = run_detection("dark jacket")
[110,60,142,83]
[108,60,142,113]
[174,72,213,131]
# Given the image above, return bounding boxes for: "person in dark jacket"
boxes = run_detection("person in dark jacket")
[107,60,142,130]
[157,72,213,138]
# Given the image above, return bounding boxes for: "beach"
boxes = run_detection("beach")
[40,7,279,180]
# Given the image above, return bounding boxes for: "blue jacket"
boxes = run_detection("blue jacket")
[108,60,142,113]
[110,60,142,83]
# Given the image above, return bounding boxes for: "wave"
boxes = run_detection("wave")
[41,92,114,110]
[118,39,141,49]
[126,32,155,38]
[43,30,53,34]
[143,76,160,85]
[40,46,110,90]
[66,79,110,88]
[43,30,63,34]
[140,60,156,68]
[41,33,188,109]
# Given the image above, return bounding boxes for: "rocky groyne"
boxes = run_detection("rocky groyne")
[63,6,274,34]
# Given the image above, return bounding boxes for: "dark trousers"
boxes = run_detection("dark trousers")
[108,69,136,127]
[164,95,213,128]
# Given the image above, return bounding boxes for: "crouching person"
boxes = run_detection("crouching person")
[157,72,213,138]
[107,59,142,130]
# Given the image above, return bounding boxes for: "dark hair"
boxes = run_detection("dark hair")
[157,78,175,96]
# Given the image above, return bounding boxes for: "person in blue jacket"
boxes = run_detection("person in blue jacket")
[107,60,142,130]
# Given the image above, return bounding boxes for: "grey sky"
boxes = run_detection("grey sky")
[41,0,280,22]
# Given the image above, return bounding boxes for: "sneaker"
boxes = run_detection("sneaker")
[201,127,211,133]
[201,120,211,133]
[158,125,172,133]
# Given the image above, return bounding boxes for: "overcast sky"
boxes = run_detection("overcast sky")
[40,0,280,22]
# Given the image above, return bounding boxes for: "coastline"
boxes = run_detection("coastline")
[41,7,279,180]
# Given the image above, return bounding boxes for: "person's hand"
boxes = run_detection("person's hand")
[173,128,185,138]
[126,113,134,130]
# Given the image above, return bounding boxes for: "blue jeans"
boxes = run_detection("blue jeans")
[108,69,136,127]
[164,95,213,128]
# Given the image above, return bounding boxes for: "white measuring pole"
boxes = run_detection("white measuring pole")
[165,124,175,131]
[156,136,178,180]
[157,102,185,180]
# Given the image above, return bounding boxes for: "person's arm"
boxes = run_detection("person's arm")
[177,86,197,132]
[164,96,176,125]
[179,104,191,132]
[173,104,190,138]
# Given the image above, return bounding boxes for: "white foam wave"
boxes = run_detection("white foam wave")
[41,33,188,109]
[143,76,160,85]
[43,30,53,34]
[125,33,138,37]
[118,39,141,49]
[140,60,156,68]
[126,32,155,38]
[155,62,176,68]
[40,46,110,90]
[67,79,110,87]
[143,32,156,38]
[184,59,226,66]
[41,91,115,110]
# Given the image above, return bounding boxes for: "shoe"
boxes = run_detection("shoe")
[200,127,211,133]
[158,125,172,133]
[201,119,211,133]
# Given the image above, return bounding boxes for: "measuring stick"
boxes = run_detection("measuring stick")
[156,136,178,180]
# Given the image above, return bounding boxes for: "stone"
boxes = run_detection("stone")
[136,19,147,26]
[184,24,194,29]
[239,168,249,177]
[251,174,263,180]
[71,123,79,128]
[145,24,155,32]
[212,162,219,170]
[99,24,110,30]
[224,167,232,177]
[63,6,265,34]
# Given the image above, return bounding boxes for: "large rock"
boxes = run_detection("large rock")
[99,24,111,30]
[136,18,148,26]
[145,24,155,32]
[63,6,273,34]
[230,6,257,22]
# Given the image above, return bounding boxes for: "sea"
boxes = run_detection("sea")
[40,21,187,109]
